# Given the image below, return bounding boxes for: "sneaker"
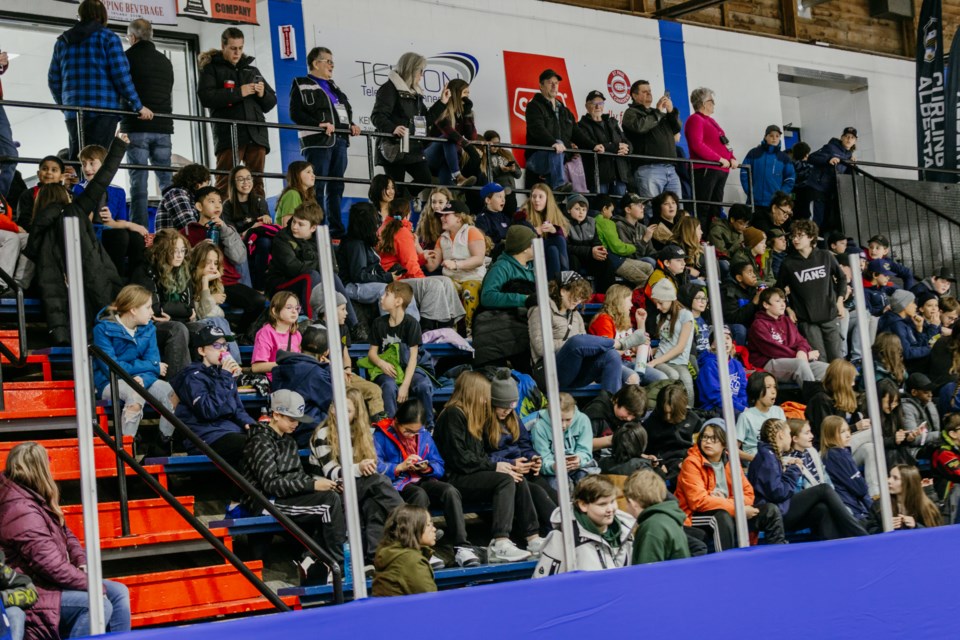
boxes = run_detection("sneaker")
[554,182,574,193]
[454,546,481,568]
[428,554,445,570]
[364,564,376,579]
[526,536,547,558]
[224,503,248,520]
[456,174,477,187]
[487,539,531,563]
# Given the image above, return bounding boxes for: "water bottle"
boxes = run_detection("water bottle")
[343,542,353,585]
[258,407,270,426]
[206,220,220,244]
[634,344,649,377]
[400,127,410,154]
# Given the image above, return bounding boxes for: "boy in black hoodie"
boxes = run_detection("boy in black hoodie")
[776,219,847,362]
[720,261,761,345]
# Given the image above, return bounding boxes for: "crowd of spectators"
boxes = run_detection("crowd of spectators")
[0,1,956,623]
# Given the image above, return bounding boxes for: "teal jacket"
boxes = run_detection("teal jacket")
[530,408,594,476]
[479,252,535,309]
[631,500,691,565]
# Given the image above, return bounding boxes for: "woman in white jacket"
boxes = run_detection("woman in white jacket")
[533,475,634,576]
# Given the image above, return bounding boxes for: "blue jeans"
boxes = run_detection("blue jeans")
[622,364,669,385]
[344,282,420,321]
[543,234,570,279]
[66,114,121,160]
[126,132,173,228]
[555,335,623,393]
[525,150,565,189]
[305,138,348,238]
[0,105,18,199]
[59,580,131,638]
[7,605,25,640]
[375,370,434,427]
[633,164,682,215]
[424,141,462,185]
[597,180,627,197]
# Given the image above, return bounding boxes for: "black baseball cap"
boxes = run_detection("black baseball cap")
[868,234,890,247]
[934,267,957,282]
[539,69,563,83]
[906,373,938,392]
[619,192,648,209]
[190,324,235,349]
[842,127,859,138]
[658,244,686,261]
[826,231,847,246]
[765,124,782,135]
[585,90,606,102]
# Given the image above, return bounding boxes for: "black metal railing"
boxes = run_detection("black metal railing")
[0,98,753,211]
[839,161,960,279]
[89,344,345,607]
[0,266,29,411]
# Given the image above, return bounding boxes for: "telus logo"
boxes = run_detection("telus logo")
[796,266,827,282]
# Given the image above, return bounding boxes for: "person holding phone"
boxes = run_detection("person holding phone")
[621,80,682,212]
[197,27,277,196]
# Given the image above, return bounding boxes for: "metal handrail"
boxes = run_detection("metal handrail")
[843,162,955,226]
[0,97,751,208]
[88,344,345,605]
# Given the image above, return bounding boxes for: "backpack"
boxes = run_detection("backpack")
[246,223,283,258]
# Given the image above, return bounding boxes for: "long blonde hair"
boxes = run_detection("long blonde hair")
[823,360,858,414]
[110,285,153,316]
[521,184,569,232]
[671,216,702,266]
[6,442,64,524]
[318,388,377,464]
[592,284,632,332]
[445,371,492,441]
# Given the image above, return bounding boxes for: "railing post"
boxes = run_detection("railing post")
[532,239,577,571]
[366,135,376,183]
[592,149,601,196]
[76,109,85,155]
[690,161,698,218]
[230,122,240,173]
[704,246,750,547]
[108,370,131,537]
[63,215,106,635]
[848,165,862,239]
[746,165,755,217]
[847,253,893,532]
[316,226,366,598]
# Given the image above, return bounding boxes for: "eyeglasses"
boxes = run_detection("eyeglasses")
[208,342,228,350]
[588,101,605,108]
[700,434,720,443]
[694,294,708,302]
[235,176,253,184]
[284,304,302,312]
[319,58,334,66]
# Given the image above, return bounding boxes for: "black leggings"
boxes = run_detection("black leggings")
[695,504,785,551]
[783,484,868,540]
[208,432,249,502]
[224,283,267,331]
[101,228,145,280]
[449,471,539,539]
[382,161,433,198]
[693,167,728,226]
[356,474,404,562]
[526,475,558,536]
[401,478,470,546]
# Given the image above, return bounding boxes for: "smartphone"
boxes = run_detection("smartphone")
[664,90,671,98]
[253,74,263,84]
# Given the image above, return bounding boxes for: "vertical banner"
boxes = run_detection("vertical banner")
[945,28,960,181]
[916,0,947,181]
[502,51,577,166]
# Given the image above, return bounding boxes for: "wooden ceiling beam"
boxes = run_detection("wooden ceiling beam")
[653,0,730,19]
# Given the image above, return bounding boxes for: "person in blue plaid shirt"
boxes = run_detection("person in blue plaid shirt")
[47,0,153,160]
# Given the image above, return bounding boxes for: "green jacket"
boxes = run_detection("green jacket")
[707,218,749,264]
[371,542,437,597]
[358,343,406,384]
[479,252,535,309]
[596,215,636,257]
[631,500,691,565]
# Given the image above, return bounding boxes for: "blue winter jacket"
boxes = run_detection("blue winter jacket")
[740,141,795,206]
[487,415,539,464]
[804,138,853,193]
[270,351,332,446]
[746,442,802,515]
[695,350,748,414]
[864,283,897,316]
[373,419,445,490]
[171,362,256,452]
[822,447,872,520]
[876,311,931,362]
[92,310,161,397]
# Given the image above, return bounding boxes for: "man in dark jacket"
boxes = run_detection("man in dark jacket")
[121,19,174,228]
[198,27,277,196]
[172,325,255,460]
[739,125,795,212]
[803,127,856,233]
[620,80,682,206]
[572,90,632,195]
[271,327,333,447]
[523,69,574,192]
[289,47,360,239]
[0,52,17,201]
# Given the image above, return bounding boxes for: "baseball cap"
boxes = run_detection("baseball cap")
[270,389,312,423]
[539,69,563,83]
[769,228,786,239]
[934,267,957,282]
[867,234,890,247]
[826,231,847,246]
[658,244,686,261]
[765,125,783,135]
[190,324,234,349]
[867,259,895,277]
[585,90,606,103]
[619,192,648,209]
[842,127,859,138]
[435,200,470,216]
[480,182,504,199]
[906,373,938,393]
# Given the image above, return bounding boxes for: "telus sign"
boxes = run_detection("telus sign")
[354,52,480,101]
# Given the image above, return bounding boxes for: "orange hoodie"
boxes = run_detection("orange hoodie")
[675,442,755,527]
[378,218,426,279]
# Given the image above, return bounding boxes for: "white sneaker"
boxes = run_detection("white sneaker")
[487,538,532,563]
[454,546,481,567]
[428,554,445,570]
[526,536,547,557]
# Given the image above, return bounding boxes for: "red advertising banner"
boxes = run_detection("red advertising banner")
[502,51,577,166]
[178,0,258,25]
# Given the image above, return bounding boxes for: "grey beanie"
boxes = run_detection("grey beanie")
[310,284,347,316]
[490,369,520,409]
[889,289,915,314]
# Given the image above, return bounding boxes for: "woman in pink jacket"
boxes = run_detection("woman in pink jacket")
[684,87,738,226]
[0,443,130,640]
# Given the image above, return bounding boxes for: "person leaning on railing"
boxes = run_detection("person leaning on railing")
[523,69,574,193]
[572,90,632,197]
[684,86,737,228]
[621,80,682,205]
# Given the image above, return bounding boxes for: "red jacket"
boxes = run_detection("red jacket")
[932,438,960,483]
[378,218,426,279]
[684,112,734,172]
[0,473,89,640]
[747,311,812,369]
[183,222,241,286]
[0,195,20,234]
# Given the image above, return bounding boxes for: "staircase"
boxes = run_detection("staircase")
[0,353,300,627]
